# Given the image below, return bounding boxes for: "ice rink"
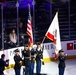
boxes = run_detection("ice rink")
[4,59,76,75]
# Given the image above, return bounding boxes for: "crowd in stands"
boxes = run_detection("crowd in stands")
[0,22,27,50]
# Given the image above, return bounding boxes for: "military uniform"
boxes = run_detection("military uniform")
[22,48,31,75]
[30,48,37,75]
[36,46,43,74]
[58,50,67,75]
[14,49,22,75]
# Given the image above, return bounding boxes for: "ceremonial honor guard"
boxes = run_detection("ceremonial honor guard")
[58,50,67,75]
[36,43,44,75]
[29,44,37,75]
[0,54,9,75]
[22,45,31,75]
[14,49,22,75]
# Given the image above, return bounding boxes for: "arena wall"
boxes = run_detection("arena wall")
[0,40,76,68]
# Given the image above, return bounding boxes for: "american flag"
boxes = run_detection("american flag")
[27,4,33,45]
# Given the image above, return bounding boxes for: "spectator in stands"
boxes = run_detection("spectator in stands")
[4,30,9,49]
[19,22,24,34]
[19,35,26,46]
[9,29,17,48]
[0,54,9,75]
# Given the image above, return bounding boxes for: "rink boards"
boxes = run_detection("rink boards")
[0,40,76,66]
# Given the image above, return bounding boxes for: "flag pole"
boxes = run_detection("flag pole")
[28,4,30,12]
[28,0,31,17]
[41,36,46,44]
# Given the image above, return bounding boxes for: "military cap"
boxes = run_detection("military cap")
[59,49,64,53]
[24,44,28,47]
[14,49,19,52]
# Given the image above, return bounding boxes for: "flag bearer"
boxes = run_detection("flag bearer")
[22,45,31,75]
[36,43,44,75]
[29,44,37,75]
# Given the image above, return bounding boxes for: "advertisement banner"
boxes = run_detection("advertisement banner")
[0,40,76,65]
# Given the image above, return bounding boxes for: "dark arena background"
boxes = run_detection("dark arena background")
[0,0,76,49]
[0,0,76,75]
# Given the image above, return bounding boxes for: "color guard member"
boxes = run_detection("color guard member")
[22,45,31,75]
[14,49,22,75]
[36,43,44,75]
[58,50,67,75]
